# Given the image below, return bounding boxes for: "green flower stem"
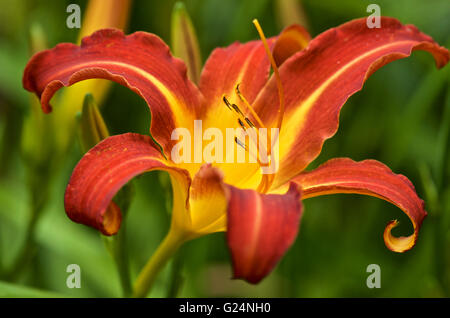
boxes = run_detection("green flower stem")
[102,184,134,297]
[166,249,185,297]
[133,228,187,298]
[102,229,132,297]
[115,230,132,297]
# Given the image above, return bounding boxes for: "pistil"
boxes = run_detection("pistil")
[221,20,286,194]
[252,19,285,133]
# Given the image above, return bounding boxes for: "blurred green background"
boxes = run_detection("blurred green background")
[0,0,449,297]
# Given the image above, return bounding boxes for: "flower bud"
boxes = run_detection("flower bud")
[77,93,110,153]
[171,2,202,84]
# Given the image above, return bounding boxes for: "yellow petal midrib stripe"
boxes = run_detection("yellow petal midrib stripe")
[280,40,417,156]
[54,60,194,126]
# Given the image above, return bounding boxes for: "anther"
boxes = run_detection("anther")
[231,104,244,117]
[235,84,265,128]
[234,137,247,150]
[245,118,255,128]
[222,95,232,110]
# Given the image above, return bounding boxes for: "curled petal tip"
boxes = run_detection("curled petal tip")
[383,218,421,253]
[64,133,191,235]
[100,202,122,236]
[294,158,428,254]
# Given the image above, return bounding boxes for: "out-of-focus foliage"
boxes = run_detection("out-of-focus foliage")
[0,0,449,297]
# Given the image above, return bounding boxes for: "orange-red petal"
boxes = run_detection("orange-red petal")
[253,17,450,189]
[293,158,427,252]
[23,29,203,156]
[200,40,273,106]
[65,133,190,235]
[226,183,302,284]
[198,39,277,187]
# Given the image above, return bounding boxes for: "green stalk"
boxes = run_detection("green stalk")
[102,229,132,297]
[102,183,134,297]
[166,250,185,297]
[132,228,187,298]
[115,229,132,297]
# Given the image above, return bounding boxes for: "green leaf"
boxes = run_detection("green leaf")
[0,280,68,298]
[0,178,121,297]
[384,66,450,165]
[418,162,439,213]
[435,80,450,189]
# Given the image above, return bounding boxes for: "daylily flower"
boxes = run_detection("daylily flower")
[23,16,449,296]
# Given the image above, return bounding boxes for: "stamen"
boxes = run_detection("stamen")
[235,84,265,128]
[257,175,268,193]
[264,174,275,193]
[234,137,247,150]
[231,103,244,117]
[245,118,255,128]
[224,77,277,194]
[225,94,261,158]
[222,95,232,110]
[252,18,286,193]
[237,118,246,129]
